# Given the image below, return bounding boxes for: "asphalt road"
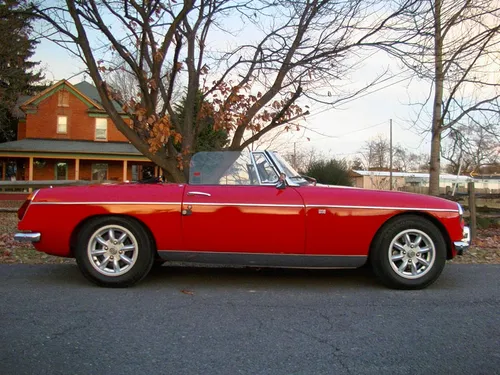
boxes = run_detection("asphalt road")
[0,264,499,375]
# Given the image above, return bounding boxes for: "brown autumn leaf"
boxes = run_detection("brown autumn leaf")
[181,289,194,296]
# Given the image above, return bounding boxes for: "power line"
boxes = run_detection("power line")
[294,120,387,144]
[306,74,411,120]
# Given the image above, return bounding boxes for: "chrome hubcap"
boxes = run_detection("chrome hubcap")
[87,225,138,277]
[388,229,436,279]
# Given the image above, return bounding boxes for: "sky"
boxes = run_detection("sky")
[31,8,437,163]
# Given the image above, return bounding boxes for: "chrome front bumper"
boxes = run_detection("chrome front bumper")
[14,232,41,243]
[454,226,470,255]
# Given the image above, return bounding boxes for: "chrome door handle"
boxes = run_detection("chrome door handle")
[187,191,211,197]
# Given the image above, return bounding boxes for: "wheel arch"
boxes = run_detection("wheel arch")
[369,211,453,260]
[69,214,158,257]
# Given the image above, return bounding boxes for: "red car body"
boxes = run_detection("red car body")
[19,183,465,258]
[16,150,469,289]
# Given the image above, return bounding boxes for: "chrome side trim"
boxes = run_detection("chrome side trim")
[157,250,367,268]
[305,204,459,213]
[14,232,41,243]
[31,201,182,205]
[29,201,458,212]
[182,202,304,208]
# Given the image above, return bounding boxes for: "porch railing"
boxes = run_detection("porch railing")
[0,180,96,192]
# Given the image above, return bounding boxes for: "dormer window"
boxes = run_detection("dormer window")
[57,116,67,134]
[58,90,69,107]
[95,118,107,140]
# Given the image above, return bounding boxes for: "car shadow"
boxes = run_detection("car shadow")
[14,262,466,290]
[143,263,384,290]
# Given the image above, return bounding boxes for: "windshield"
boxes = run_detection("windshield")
[190,150,279,186]
[269,152,308,185]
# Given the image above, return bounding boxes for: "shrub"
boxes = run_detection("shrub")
[305,159,353,186]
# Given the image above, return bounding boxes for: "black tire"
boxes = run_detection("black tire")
[152,257,167,268]
[370,215,447,290]
[75,216,154,287]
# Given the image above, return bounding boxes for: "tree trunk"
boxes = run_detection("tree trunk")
[429,0,443,196]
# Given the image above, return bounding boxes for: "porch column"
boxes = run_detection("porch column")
[122,160,128,182]
[1,161,5,180]
[75,158,80,180]
[28,157,34,181]
[154,166,159,177]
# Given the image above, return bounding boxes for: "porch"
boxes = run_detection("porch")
[0,139,157,185]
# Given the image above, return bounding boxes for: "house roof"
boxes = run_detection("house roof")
[20,80,103,110]
[74,81,101,103]
[19,80,123,113]
[12,95,32,119]
[74,81,123,112]
[0,138,142,156]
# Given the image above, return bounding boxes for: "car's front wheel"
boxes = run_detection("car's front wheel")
[370,215,447,289]
[75,216,154,287]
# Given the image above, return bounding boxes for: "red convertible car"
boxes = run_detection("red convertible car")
[15,150,469,289]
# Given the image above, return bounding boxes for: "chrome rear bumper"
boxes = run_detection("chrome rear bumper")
[14,232,41,243]
[454,226,470,255]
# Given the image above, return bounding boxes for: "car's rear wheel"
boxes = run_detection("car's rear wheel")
[370,215,447,289]
[75,216,154,287]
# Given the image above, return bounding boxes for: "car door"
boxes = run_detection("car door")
[181,151,306,254]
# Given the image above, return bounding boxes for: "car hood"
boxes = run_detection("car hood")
[297,184,459,211]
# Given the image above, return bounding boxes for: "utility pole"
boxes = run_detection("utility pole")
[389,119,393,190]
[293,142,297,170]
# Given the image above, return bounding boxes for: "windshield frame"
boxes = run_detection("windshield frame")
[265,151,308,186]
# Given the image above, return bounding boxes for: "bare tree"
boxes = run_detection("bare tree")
[27,0,420,182]
[385,0,500,194]
[282,145,322,173]
[361,135,429,172]
[361,135,390,169]
[349,157,364,170]
[393,145,430,172]
[442,121,500,174]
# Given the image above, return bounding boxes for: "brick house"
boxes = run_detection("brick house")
[0,80,156,182]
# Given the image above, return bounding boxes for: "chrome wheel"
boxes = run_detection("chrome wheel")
[388,229,436,280]
[87,224,139,277]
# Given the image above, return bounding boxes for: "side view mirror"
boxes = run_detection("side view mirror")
[276,173,287,190]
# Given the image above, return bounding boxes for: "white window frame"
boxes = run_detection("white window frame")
[95,118,107,141]
[55,161,68,180]
[91,163,108,181]
[57,116,67,134]
[58,90,69,107]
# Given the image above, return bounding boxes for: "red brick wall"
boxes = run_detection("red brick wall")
[10,157,155,182]
[18,120,26,140]
[32,159,76,180]
[79,160,133,181]
[24,89,129,143]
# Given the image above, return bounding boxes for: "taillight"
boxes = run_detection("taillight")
[17,190,39,221]
[17,200,30,220]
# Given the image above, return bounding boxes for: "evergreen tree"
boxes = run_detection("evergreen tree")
[0,0,44,142]
[174,91,229,153]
